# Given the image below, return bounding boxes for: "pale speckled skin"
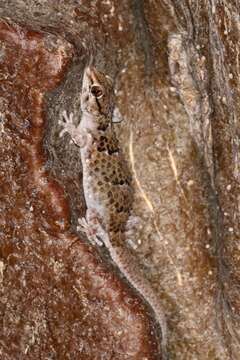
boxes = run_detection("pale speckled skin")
[59,66,167,359]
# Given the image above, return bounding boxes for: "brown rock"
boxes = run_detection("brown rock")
[0,0,240,359]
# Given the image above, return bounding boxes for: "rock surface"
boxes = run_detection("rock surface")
[0,1,239,359]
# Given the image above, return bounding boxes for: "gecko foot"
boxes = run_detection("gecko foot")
[125,215,141,238]
[59,110,75,138]
[59,110,87,147]
[77,217,103,247]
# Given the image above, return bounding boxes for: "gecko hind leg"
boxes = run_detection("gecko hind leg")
[77,209,108,247]
[77,217,103,247]
[124,216,142,248]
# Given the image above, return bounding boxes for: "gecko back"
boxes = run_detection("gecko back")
[79,66,134,246]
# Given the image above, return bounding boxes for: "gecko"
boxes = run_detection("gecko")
[59,66,168,359]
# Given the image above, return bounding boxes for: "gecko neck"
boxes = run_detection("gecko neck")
[80,111,112,132]
[80,112,99,131]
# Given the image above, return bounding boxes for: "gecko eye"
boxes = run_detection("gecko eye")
[91,84,104,98]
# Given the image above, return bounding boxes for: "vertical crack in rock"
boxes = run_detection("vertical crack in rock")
[207,2,240,357]
[131,0,154,76]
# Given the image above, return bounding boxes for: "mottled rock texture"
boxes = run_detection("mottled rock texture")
[0,1,239,359]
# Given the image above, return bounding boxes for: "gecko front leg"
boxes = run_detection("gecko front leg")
[59,110,88,148]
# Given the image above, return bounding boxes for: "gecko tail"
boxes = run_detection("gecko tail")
[106,242,168,359]
[89,218,168,358]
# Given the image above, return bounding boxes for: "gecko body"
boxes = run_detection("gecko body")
[59,66,167,359]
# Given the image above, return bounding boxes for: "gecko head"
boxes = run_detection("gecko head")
[81,66,114,122]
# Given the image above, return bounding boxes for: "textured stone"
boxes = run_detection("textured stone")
[0,0,239,359]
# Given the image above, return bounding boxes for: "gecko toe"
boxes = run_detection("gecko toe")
[77,217,88,231]
[62,110,74,124]
[77,217,103,247]
[59,128,68,138]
